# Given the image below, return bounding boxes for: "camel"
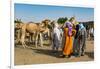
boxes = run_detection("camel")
[14,22,23,43]
[20,19,51,48]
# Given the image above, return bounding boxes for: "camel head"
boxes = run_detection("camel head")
[15,22,23,29]
[42,19,51,28]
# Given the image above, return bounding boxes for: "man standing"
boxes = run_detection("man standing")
[73,23,87,57]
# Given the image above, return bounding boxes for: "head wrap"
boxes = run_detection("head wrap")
[79,23,85,30]
[65,21,72,36]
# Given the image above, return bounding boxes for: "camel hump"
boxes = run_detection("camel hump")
[26,23,38,28]
[24,23,40,33]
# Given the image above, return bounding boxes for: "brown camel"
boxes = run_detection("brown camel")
[20,19,51,48]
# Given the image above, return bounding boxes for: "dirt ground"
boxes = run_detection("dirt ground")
[14,40,94,65]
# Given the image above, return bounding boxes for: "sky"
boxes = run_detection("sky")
[14,3,94,23]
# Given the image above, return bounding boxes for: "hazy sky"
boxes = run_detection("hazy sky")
[15,3,94,23]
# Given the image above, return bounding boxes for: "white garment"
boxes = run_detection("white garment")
[53,27,61,41]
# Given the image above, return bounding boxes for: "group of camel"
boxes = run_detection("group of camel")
[15,19,56,48]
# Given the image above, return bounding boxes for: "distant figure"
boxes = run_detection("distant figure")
[89,27,94,40]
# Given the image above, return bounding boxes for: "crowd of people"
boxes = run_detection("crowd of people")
[15,17,94,58]
[52,17,88,58]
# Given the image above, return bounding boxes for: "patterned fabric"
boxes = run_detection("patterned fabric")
[65,22,73,36]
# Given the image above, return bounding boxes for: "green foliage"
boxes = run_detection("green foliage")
[57,17,68,24]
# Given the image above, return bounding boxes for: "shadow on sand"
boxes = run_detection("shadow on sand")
[85,52,94,59]
[31,48,62,58]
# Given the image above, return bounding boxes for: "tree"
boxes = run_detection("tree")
[57,17,68,24]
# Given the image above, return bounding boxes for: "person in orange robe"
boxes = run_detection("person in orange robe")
[60,17,76,58]
[62,28,76,58]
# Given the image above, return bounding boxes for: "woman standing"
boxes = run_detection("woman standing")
[60,17,76,58]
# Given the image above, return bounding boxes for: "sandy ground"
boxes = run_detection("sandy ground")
[14,40,94,65]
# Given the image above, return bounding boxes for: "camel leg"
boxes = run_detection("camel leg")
[29,34,32,43]
[32,34,35,45]
[21,29,27,48]
[17,30,21,44]
[15,30,20,44]
[35,33,38,48]
[40,33,43,47]
[21,35,27,48]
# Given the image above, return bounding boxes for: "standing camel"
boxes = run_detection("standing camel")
[20,19,51,48]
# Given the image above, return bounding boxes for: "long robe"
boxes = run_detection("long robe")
[52,27,61,50]
[73,24,87,56]
[63,28,76,56]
